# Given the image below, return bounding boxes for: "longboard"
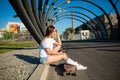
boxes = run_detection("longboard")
[63,63,77,76]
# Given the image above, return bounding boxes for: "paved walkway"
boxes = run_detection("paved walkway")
[46,41,120,80]
[0,48,39,80]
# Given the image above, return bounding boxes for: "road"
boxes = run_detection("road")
[46,41,120,80]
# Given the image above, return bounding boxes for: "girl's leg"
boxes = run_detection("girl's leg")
[66,58,87,70]
[46,53,67,64]
[46,53,87,70]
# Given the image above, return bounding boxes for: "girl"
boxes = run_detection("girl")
[39,25,87,70]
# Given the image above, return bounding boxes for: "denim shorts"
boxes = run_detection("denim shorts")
[39,56,48,64]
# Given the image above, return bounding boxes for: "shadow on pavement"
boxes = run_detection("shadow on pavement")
[50,63,65,76]
[14,54,39,64]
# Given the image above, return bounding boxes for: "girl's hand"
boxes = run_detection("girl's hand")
[55,29,57,33]
[55,29,59,34]
[58,51,63,54]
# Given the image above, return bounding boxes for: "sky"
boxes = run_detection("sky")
[0,0,120,34]
[0,0,21,28]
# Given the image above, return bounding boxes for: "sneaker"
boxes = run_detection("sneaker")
[76,64,87,70]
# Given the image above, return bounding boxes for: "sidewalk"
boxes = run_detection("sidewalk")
[28,64,50,80]
[0,48,39,80]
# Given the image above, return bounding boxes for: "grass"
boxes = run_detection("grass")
[0,41,38,54]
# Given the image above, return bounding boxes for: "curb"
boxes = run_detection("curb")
[28,64,49,80]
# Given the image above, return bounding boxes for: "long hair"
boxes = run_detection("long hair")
[45,25,55,36]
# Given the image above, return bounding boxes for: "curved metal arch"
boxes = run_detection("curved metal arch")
[75,0,113,39]
[108,0,120,39]
[38,0,45,33]
[54,11,103,33]
[53,11,103,38]
[57,14,97,31]
[54,11,100,26]
[46,0,67,21]
[43,0,49,14]
[22,0,43,36]
[51,6,105,28]
[71,0,113,29]
[54,11,101,30]
[56,14,101,39]
[50,6,108,39]
[44,0,112,39]
[31,0,44,35]
[48,0,108,29]
[38,0,43,21]
[57,14,96,30]
[45,0,57,22]
[9,0,119,44]
[38,0,42,12]
[48,0,116,39]
[55,17,98,39]
[108,0,120,24]
[42,0,49,28]
[9,0,42,44]
[56,17,94,31]
[108,0,120,26]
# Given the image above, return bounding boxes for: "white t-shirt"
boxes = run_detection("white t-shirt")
[39,38,56,57]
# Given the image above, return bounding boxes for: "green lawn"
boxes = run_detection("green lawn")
[0,41,38,54]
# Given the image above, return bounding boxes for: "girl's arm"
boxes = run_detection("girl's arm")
[54,30,62,46]
[45,48,62,55]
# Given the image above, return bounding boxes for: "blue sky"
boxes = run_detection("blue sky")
[0,0,21,28]
[0,0,120,34]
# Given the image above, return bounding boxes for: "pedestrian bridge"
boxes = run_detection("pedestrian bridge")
[8,0,120,44]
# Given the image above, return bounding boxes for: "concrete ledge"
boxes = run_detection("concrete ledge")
[28,64,49,80]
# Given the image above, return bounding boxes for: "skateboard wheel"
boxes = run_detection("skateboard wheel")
[74,72,77,76]
[63,72,66,76]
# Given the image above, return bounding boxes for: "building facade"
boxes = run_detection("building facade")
[0,22,34,41]
[6,22,27,33]
[74,13,118,39]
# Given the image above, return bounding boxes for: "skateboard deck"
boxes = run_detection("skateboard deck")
[63,63,77,76]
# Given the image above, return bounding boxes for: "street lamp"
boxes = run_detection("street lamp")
[67,0,71,3]
[58,9,62,13]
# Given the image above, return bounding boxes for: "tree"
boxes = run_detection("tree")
[63,27,74,40]
[3,32,14,40]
